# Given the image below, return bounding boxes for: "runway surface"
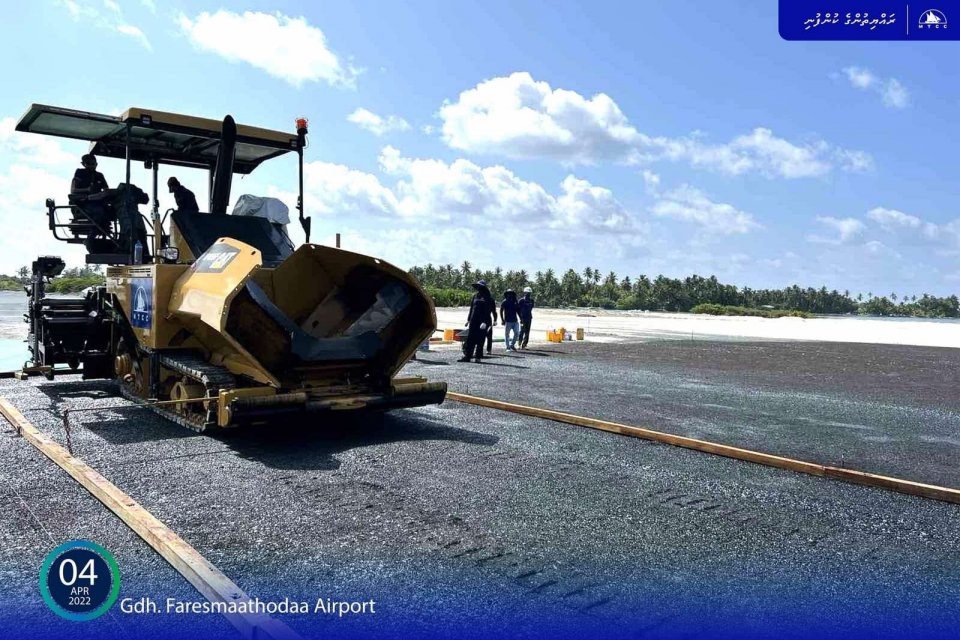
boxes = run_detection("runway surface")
[1,338,958,638]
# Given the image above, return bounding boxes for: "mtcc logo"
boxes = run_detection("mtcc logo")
[134,286,149,314]
[918,9,947,29]
[130,278,153,328]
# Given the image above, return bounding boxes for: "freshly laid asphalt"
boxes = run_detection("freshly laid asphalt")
[0,337,958,638]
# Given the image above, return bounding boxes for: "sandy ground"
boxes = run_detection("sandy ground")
[435,307,960,349]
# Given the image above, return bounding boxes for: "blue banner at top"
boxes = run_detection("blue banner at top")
[779,0,959,39]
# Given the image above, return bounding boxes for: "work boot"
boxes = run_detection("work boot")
[457,356,471,362]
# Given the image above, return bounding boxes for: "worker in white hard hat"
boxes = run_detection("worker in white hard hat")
[517,286,535,349]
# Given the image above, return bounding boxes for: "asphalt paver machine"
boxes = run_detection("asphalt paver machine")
[16,104,446,431]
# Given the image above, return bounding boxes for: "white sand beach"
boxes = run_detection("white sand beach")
[434,307,960,349]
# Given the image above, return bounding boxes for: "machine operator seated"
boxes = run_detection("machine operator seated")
[69,153,115,251]
[71,153,109,196]
[67,154,150,259]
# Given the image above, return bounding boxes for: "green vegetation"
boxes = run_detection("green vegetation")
[410,262,960,318]
[423,287,474,308]
[857,294,960,318]
[0,266,105,294]
[691,304,811,319]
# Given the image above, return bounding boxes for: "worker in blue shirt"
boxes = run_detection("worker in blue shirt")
[500,290,521,351]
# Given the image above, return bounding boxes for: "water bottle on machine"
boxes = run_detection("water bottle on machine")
[133,240,143,265]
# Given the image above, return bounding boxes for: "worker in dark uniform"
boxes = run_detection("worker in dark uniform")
[485,297,497,355]
[167,177,200,213]
[71,154,109,195]
[459,280,494,363]
[70,154,112,248]
[517,286,535,349]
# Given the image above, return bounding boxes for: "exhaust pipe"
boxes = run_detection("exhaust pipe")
[210,115,237,215]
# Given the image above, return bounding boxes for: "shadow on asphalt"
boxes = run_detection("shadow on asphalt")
[411,358,449,366]
[30,378,498,470]
[215,411,500,471]
[34,379,200,445]
[475,361,530,370]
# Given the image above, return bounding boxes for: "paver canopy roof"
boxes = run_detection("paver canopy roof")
[16,104,298,174]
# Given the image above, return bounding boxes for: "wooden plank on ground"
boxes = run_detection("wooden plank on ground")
[0,397,302,640]
[446,392,960,506]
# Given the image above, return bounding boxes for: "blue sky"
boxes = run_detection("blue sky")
[0,1,958,297]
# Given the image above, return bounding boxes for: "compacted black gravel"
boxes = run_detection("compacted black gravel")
[1,337,958,638]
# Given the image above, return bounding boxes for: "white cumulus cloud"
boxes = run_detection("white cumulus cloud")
[650,185,758,236]
[56,0,152,50]
[278,146,643,238]
[0,117,76,166]
[115,24,152,51]
[439,72,644,164]
[867,207,942,241]
[0,159,86,274]
[840,66,910,109]
[438,72,871,177]
[177,10,358,88]
[347,108,410,136]
[808,216,866,244]
[641,169,661,195]
[651,129,839,178]
[263,148,647,269]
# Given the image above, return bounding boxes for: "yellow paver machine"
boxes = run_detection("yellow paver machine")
[16,104,446,431]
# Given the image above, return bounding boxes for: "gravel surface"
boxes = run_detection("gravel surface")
[414,339,960,487]
[0,338,958,638]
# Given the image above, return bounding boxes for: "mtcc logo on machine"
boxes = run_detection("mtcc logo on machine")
[131,278,153,328]
[919,9,947,29]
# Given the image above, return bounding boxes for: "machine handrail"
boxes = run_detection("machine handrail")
[45,199,122,249]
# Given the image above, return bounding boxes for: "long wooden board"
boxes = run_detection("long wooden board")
[447,392,960,505]
[0,398,302,640]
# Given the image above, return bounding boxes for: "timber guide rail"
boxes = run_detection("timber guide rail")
[446,392,960,506]
[0,397,303,640]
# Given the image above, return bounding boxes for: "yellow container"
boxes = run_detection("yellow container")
[443,328,456,341]
[576,328,585,340]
